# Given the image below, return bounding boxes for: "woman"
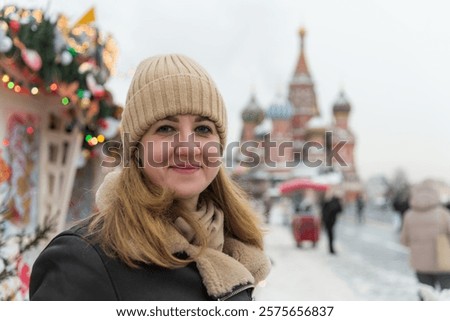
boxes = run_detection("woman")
[29,54,271,300]
[400,183,450,296]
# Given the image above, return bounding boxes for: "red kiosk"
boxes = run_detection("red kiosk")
[279,179,328,248]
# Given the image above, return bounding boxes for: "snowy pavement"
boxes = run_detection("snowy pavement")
[255,222,358,300]
[255,221,358,300]
[255,204,419,301]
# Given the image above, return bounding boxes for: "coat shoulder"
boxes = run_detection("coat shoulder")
[30,223,118,300]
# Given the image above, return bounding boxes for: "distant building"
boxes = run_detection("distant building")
[232,28,361,202]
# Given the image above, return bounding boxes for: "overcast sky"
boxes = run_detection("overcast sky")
[9,0,450,185]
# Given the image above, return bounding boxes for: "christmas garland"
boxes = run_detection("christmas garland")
[0,5,121,153]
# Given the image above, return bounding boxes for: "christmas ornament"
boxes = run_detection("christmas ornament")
[0,24,12,53]
[96,68,109,85]
[0,36,12,53]
[20,48,43,71]
[60,50,73,65]
[99,117,120,139]
[8,13,21,33]
[12,37,43,72]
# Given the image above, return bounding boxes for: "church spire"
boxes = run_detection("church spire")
[288,26,320,143]
[294,27,310,77]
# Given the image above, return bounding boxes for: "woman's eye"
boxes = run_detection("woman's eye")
[195,125,212,134]
[156,125,174,133]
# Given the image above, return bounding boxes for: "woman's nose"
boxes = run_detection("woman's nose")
[173,131,201,158]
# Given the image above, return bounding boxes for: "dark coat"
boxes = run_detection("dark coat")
[393,198,409,216]
[321,197,342,228]
[29,223,266,301]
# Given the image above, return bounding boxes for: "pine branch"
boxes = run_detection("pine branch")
[0,258,14,283]
[0,215,56,284]
[20,215,56,254]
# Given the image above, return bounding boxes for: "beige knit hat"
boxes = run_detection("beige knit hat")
[121,54,227,146]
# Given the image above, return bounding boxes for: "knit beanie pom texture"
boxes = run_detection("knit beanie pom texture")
[121,54,227,146]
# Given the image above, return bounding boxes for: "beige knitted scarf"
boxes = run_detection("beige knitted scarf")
[174,199,225,251]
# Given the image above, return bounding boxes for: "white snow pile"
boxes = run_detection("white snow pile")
[418,284,450,301]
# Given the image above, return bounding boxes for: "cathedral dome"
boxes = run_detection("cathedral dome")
[333,91,351,114]
[241,94,265,125]
[266,94,293,120]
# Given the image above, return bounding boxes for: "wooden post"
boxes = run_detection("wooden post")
[38,114,82,234]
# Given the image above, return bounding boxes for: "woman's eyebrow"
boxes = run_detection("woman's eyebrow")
[163,116,179,122]
[194,116,211,122]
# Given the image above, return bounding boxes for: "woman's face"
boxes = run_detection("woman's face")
[139,115,222,205]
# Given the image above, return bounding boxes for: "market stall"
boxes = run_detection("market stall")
[0,5,120,299]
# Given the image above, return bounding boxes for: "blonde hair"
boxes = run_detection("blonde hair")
[88,159,264,268]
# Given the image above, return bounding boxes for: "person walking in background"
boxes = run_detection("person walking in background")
[392,188,410,231]
[400,183,450,299]
[445,199,450,212]
[29,54,271,300]
[355,193,365,224]
[321,189,343,255]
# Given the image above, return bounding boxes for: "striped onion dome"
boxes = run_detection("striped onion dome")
[241,94,265,125]
[266,93,293,120]
[333,91,351,114]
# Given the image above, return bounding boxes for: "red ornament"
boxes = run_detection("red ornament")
[97,118,108,129]
[94,90,106,99]
[9,20,20,33]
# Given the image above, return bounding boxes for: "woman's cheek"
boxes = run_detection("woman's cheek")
[202,141,222,167]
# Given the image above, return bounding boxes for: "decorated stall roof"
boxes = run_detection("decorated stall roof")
[279,178,329,195]
[0,5,121,152]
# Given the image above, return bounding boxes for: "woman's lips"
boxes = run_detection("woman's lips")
[170,164,200,174]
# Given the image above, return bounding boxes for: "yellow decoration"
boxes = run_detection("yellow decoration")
[73,7,96,27]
